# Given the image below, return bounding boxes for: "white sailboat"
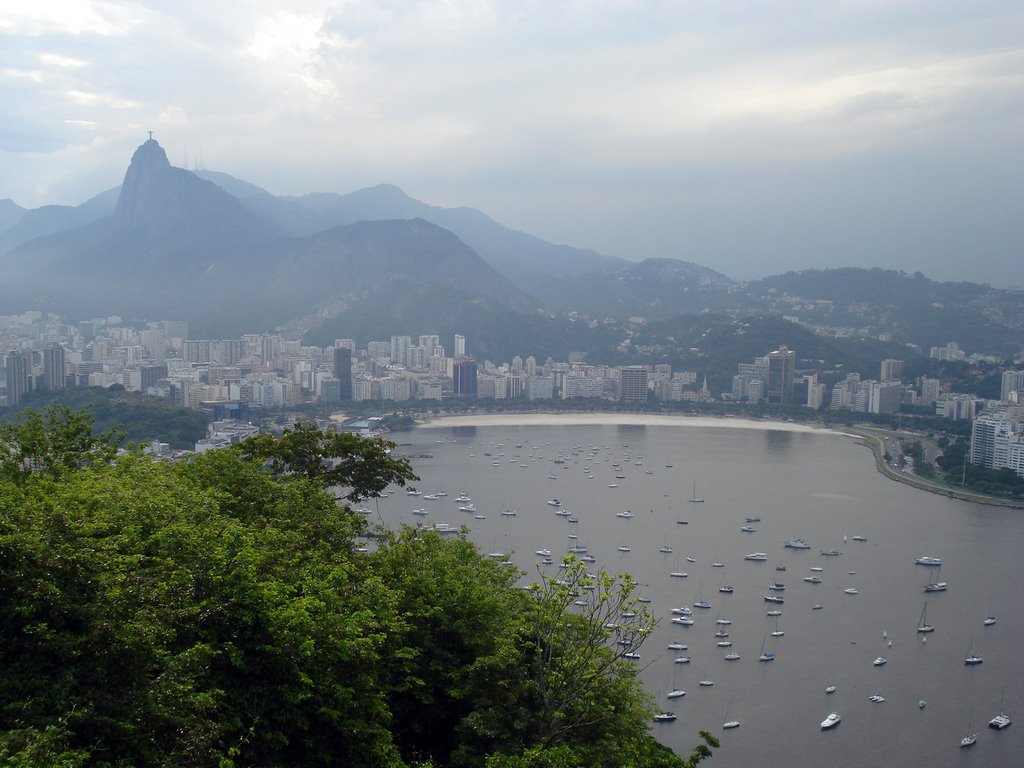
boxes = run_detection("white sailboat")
[722,701,739,729]
[759,635,775,662]
[689,481,704,503]
[964,637,983,666]
[916,601,935,633]
[825,674,836,695]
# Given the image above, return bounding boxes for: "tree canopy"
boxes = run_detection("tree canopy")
[0,409,715,767]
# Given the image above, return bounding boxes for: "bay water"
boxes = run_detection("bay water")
[364,421,1021,767]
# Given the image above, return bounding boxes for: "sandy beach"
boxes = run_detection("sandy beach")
[416,412,845,435]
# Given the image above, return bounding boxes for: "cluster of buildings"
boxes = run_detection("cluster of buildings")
[1,313,716,416]
[4,311,1024,478]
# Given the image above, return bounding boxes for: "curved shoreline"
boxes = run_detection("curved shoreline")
[412,412,1021,508]
[416,412,844,435]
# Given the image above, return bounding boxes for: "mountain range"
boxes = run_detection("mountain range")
[1,139,1020,363]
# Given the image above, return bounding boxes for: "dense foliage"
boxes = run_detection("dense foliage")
[0,411,714,767]
[1,386,208,450]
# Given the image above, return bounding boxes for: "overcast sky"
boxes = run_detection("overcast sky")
[2,1,1022,284]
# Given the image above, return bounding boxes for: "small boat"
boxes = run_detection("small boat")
[412,508,429,516]
[667,689,686,699]
[919,700,927,709]
[916,602,935,633]
[766,609,782,616]
[813,604,823,610]
[686,556,696,563]
[659,545,673,554]
[607,483,619,488]
[454,494,471,502]
[924,581,947,593]
[775,564,786,572]
[915,555,942,566]
[616,510,634,518]
[960,734,977,748]
[688,481,704,503]
[715,618,732,626]
[868,694,886,703]
[820,712,841,730]
[474,514,486,520]
[769,582,785,591]
[825,675,836,695]
[671,617,695,625]
[712,561,724,568]
[759,636,775,662]
[989,713,1011,729]
[740,525,756,533]
[694,600,712,610]
[617,545,631,552]
[851,535,867,542]
[501,508,516,516]
[716,640,732,647]
[719,585,734,594]
[803,576,822,584]
[546,499,562,507]
[722,702,739,729]
[624,652,641,660]
[984,616,997,626]
[745,552,768,561]
[810,566,824,572]
[699,679,714,687]
[724,652,740,661]
[873,657,887,666]
[964,638,983,666]
[653,712,677,722]
[458,504,477,512]
[764,595,784,604]
[674,656,692,664]
[771,616,784,637]
[820,549,841,557]
[714,629,729,638]
[535,548,552,557]
[844,587,859,595]
[667,642,687,651]
[745,516,761,523]
[670,571,689,578]
[785,537,811,549]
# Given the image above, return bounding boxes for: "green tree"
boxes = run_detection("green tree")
[233,422,418,500]
[0,404,123,484]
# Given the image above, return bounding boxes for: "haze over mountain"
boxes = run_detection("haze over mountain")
[1,139,1021,362]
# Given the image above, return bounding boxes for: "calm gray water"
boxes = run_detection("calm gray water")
[365,423,1022,768]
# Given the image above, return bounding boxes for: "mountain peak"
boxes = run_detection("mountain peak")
[115,138,174,224]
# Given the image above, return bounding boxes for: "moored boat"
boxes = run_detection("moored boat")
[820,712,841,730]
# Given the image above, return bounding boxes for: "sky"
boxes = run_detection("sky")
[1,1,1022,285]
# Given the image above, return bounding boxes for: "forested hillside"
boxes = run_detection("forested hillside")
[0,409,716,768]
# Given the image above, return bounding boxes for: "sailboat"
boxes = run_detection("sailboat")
[759,635,775,662]
[666,666,686,699]
[960,711,977,748]
[825,675,836,695]
[989,689,1012,729]
[771,615,784,637]
[689,481,704,503]
[964,637,983,666]
[916,601,935,633]
[722,701,739,729]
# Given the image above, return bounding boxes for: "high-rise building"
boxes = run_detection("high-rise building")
[880,359,904,382]
[454,334,466,357]
[43,345,67,391]
[333,347,353,400]
[5,351,32,407]
[1000,370,1024,403]
[766,346,795,405]
[620,366,648,403]
[970,414,1015,469]
[452,356,477,398]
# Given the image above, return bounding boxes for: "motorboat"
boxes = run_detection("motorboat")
[988,712,1011,729]
[667,642,687,651]
[719,585,734,594]
[653,712,677,722]
[699,679,714,687]
[624,652,641,660]
[915,555,942,566]
[616,510,634,518]
[674,656,692,664]
[670,606,692,615]
[714,630,729,638]
[851,535,867,541]
[764,595,784,604]
[745,516,761,523]
[458,504,477,512]
[617,545,630,552]
[671,617,694,625]
[535,548,552,557]
[740,525,757,533]
[724,652,740,661]
[868,694,886,703]
[766,609,782,616]
[984,616,997,626]
[666,689,686,699]
[820,549,841,556]
[546,499,562,507]
[712,561,724,568]
[924,581,948,593]
[694,600,712,609]
[873,656,887,666]
[716,640,732,647]
[803,576,822,584]
[959,734,977,748]
[785,538,811,549]
[745,552,768,561]
[844,587,859,595]
[769,582,785,591]
[716,618,732,625]
[821,712,841,730]
[412,508,429,516]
